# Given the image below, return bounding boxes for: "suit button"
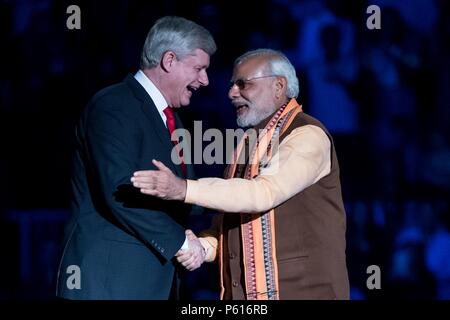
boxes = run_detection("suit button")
[232,280,239,287]
[161,248,165,253]
[230,253,235,259]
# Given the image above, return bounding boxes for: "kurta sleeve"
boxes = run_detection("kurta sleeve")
[185,125,331,213]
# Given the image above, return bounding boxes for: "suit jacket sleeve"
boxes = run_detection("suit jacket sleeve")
[82,95,185,261]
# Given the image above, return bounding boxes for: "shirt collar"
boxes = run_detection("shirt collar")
[134,70,168,125]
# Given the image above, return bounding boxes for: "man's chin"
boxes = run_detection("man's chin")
[180,98,191,107]
[237,117,251,128]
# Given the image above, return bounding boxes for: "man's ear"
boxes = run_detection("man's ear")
[161,51,177,72]
[275,76,287,99]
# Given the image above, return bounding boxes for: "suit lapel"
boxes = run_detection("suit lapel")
[124,74,183,177]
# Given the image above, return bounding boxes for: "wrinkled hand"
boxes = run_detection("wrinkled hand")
[175,230,206,271]
[131,159,187,200]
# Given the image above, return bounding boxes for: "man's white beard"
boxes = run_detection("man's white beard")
[236,106,276,128]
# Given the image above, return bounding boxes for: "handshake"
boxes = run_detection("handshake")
[175,229,211,271]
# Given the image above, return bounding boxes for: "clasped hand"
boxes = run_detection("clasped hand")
[175,229,206,271]
[131,159,186,200]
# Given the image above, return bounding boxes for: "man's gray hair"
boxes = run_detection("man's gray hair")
[140,16,217,69]
[234,49,299,98]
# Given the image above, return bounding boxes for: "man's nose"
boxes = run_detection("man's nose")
[228,84,240,100]
[199,69,209,86]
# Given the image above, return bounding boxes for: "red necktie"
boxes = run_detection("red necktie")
[163,107,186,176]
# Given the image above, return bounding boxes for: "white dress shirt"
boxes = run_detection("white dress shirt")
[134,70,169,128]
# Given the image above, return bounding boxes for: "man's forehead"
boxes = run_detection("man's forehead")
[233,57,268,78]
[185,49,210,65]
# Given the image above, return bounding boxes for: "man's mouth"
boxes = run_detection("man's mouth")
[236,104,248,113]
[187,85,198,94]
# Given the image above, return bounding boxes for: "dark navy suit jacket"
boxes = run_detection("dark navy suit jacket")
[56,74,196,299]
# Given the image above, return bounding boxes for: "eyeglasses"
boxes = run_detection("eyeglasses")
[229,75,279,90]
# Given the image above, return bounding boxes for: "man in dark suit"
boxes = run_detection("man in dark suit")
[56,16,216,299]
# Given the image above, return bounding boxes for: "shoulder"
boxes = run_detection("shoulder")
[283,125,330,147]
[78,81,142,130]
[281,111,329,141]
[292,112,327,130]
[90,81,137,111]
[81,78,143,120]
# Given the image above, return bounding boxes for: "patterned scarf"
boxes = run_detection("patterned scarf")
[220,98,302,300]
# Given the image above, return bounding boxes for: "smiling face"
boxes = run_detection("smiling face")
[165,48,210,108]
[229,56,284,128]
